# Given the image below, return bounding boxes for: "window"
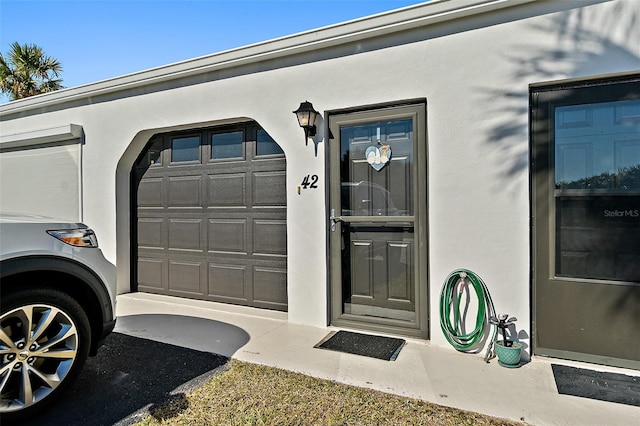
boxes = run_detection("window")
[257,129,284,156]
[171,136,200,162]
[212,131,243,159]
[555,100,640,191]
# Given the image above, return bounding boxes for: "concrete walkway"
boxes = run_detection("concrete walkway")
[115,293,639,425]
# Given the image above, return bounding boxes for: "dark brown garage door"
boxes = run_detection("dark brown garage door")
[132,122,287,311]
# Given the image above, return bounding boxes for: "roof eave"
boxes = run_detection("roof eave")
[0,0,537,115]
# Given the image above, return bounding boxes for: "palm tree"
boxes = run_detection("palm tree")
[0,42,64,100]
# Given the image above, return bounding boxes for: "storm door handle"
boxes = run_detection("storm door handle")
[329,208,344,232]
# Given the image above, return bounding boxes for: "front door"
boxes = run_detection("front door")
[329,103,428,338]
[531,75,640,370]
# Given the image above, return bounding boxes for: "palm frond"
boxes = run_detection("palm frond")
[0,42,64,100]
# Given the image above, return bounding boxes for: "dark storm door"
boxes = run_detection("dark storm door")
[329,103,428,338]
[531,75,640,369]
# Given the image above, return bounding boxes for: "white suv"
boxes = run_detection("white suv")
[0,214,117,422]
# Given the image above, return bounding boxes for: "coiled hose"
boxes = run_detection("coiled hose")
[439,268,497,362]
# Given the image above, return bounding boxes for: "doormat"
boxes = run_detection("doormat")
[315,330,405,361]
[552,364,640,407]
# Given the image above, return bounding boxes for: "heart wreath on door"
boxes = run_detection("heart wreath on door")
[365,145,392,171]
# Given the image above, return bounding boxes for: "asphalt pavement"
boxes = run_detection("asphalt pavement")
[22,332,229,426]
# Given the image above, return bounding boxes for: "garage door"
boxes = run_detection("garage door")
[133,122,287,311]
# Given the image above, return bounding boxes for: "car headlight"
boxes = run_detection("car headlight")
[47,228,99,248]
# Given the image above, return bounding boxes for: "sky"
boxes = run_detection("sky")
[0,0,425,103]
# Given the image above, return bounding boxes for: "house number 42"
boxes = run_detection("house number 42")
[298,174,319,194]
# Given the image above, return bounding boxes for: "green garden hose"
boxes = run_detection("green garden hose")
[439,269,497,362]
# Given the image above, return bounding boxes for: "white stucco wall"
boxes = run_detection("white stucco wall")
[1,0,638,354]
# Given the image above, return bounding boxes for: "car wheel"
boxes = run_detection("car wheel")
[0,288,90,421]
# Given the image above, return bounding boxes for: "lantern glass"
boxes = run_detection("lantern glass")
[294,101,318,129]
[297,111,311,127]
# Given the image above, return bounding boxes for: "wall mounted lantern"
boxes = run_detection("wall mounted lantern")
[293,101,319,145]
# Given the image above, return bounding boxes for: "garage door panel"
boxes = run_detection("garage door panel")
[138,178,164,207]
[168,260,203,294]
[253,171,286,206]
[208,173,246,207]
[253,220,287,256]
[168,219,203,251]
[138,258,165,291]
[208,219,247,254]
[137,218,164,249]
[168,175,202,207]
[208,263,247,299]
[253,267,287,306]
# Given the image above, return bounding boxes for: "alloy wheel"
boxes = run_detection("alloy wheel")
[0,304,79,413]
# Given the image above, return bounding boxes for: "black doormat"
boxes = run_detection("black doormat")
[552,364,640,407]
[315,331,405,361]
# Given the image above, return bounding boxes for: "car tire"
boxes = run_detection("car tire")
[0,288,91,423]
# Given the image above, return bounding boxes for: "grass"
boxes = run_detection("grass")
[135,360,522,426]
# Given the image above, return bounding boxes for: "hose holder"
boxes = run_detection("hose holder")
[458,271,468,294]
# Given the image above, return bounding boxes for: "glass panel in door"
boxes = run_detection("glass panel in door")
[554,100,640,283]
